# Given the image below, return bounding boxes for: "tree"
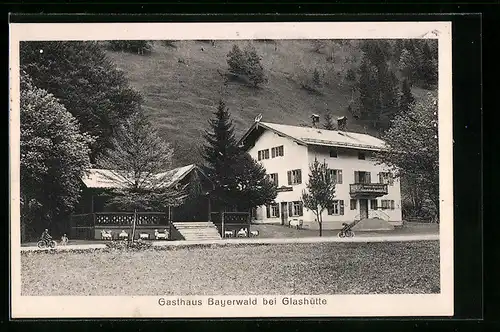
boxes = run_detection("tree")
[231,153,277,212]
[227,44,246,75]
[323,113,336,130]
[202,99,241,209]
[302,158,336,237]
[202,99,276,211]
[20,72,94,240]
[400,78,415,115]
[97,111,186,214]
[418,42,438,88]
[356,41,401,132]
[375,92,439,221]
[244,45,267,87]
[20,41,143,162]
[226,44,267,87]
[398,48,416,82]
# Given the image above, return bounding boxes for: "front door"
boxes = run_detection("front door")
[281,202,288,226]
[359,199,369,220]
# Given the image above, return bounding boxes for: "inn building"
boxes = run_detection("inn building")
[239,116,402,230]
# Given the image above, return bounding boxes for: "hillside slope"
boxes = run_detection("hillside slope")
[106,40,429,167]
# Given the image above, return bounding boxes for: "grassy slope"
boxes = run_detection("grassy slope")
[106,40,430,167]
[21,241,439,295]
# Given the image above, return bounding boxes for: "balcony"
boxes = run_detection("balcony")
[349,183,388,198]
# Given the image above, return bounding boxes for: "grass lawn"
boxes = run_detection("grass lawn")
[247,223,439,239]
[21,241,440,296]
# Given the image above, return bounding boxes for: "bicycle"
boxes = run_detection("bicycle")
[337,222,355,238]
[37,238,57,249]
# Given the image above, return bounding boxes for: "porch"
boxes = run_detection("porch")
[70,212,171,240]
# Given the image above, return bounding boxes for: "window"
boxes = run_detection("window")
[370,199,378,210]
[288,201,303,217]
[350,199,357,210]
[379,172,394,185]
[328,200,345,215]
[287,169,302,185]
[354,171,371,184]
[328,169,343,184]
[269,173,279,186]
[358,151,366,160]
[329,148,338,158]
[258,149,270,161]
[266,203,280,218]
[271,145,284,158]
[381,200,395,210]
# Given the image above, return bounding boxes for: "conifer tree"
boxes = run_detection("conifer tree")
[202,99,241,209]
[400,78,415,115]
[202,99,276,211]
[97,111,186,213]
[323,113,336,130]
[244,45,267,87]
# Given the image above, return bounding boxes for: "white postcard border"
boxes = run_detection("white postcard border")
[9,21,453,318]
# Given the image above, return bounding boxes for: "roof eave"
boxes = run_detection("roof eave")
[239,122,308,149]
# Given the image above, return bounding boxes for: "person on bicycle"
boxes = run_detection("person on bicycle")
[41,229,52,244]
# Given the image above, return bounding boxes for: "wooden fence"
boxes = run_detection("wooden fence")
[70,212,170,240]
[211,212,251,237]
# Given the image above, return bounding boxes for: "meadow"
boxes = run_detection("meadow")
[21,241,440,296]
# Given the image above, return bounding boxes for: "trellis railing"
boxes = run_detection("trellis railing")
[211,212,251,237]
[70,212,170,240]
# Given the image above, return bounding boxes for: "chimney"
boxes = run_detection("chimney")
[337,116,347,131]
[311,114,320,128]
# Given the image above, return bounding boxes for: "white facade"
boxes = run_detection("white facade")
[244,123,403,230]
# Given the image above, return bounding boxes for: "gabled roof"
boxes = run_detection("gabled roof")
[82,164,206,189]
[239,121,387,151]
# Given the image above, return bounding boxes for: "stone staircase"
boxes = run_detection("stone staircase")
[171,221,222,241]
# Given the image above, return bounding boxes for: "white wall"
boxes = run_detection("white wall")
[305,145,402,230]
[247,129,309,224]
[248,130,402,230]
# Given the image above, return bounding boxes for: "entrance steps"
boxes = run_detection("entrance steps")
[172,221,222,241]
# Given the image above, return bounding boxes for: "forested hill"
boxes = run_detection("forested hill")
[105,39,437,167]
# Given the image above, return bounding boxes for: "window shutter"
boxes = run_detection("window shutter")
[367,172,371,183]
[266,205,270,218]
[338,170,343,184]
[340,200,344,215]
[389,174,394,186]
[354,171,359,183]
[287,171,292,185]
[378,172,381,184]
[298,170,302,184]
[299,201,304,216]
[288,202,293,217]
[391,200,395,210]
[281,146,284,156]
[271,148,275,158]
[258,151,261,161]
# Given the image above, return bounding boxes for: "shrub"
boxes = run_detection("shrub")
[312,68,321,85]
[105,240,153,251]
[162,40,178,48]
[108,40,152,55]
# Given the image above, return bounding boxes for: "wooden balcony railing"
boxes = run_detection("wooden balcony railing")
[71,212,169,227]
